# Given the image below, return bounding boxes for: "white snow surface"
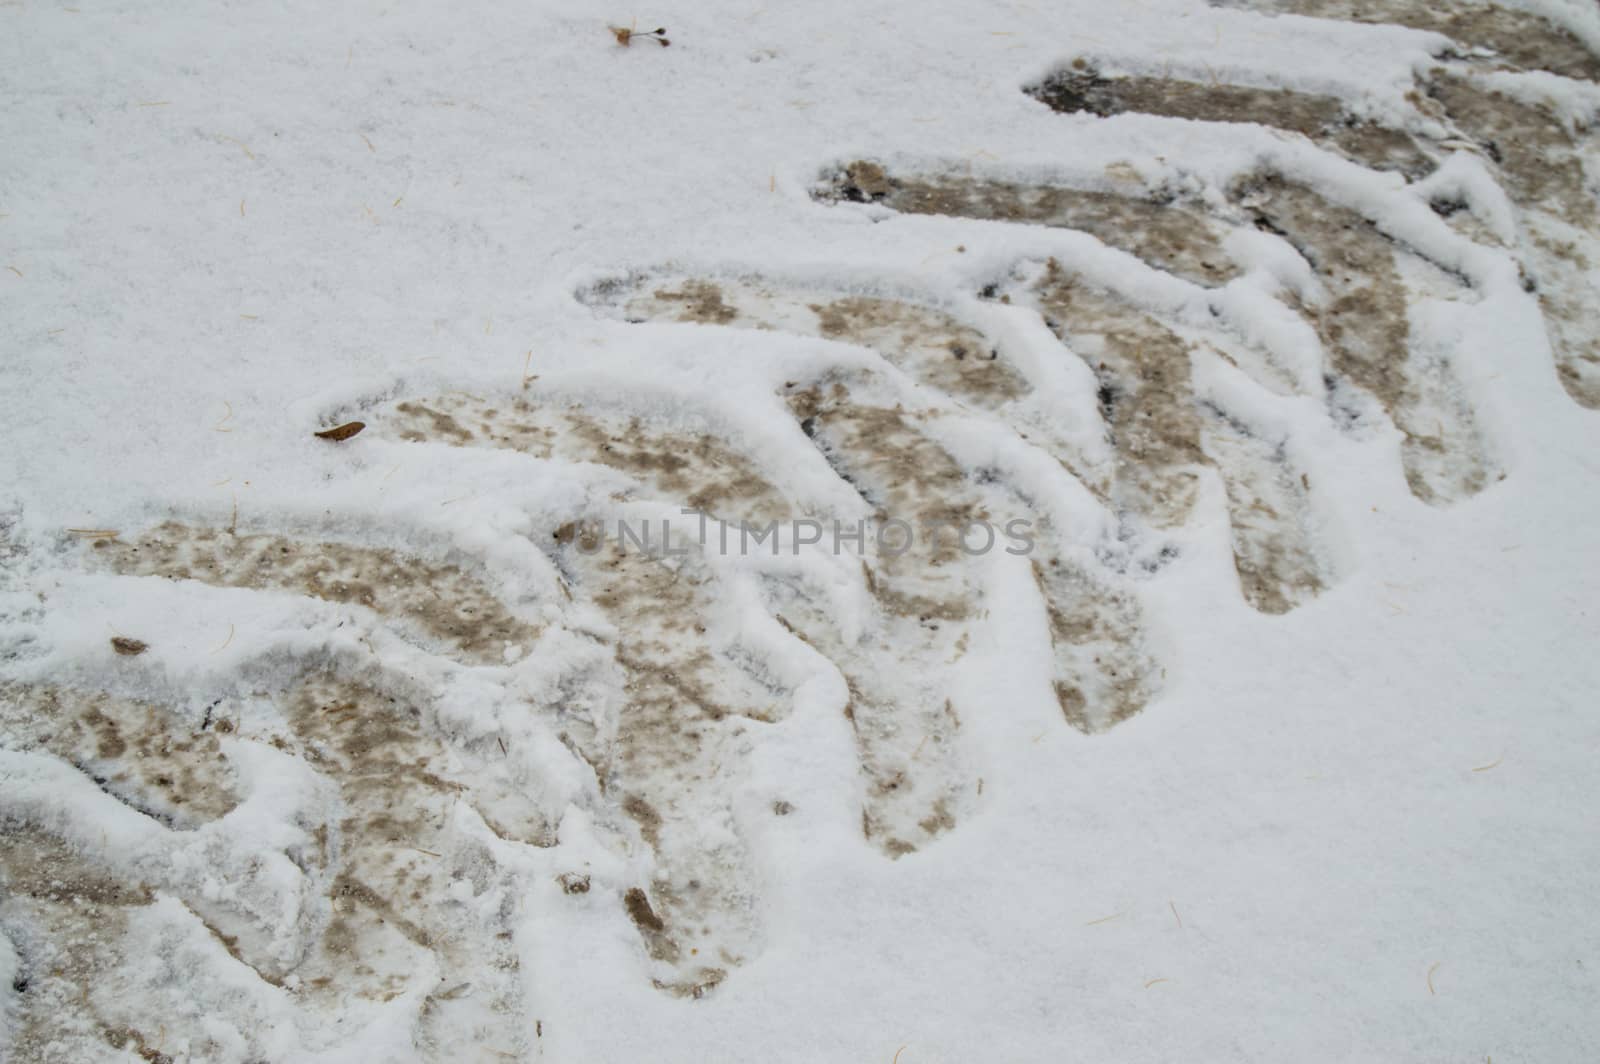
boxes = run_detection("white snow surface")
[2,0,1599,1061]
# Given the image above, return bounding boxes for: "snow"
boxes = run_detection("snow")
[3,0,1600,1061]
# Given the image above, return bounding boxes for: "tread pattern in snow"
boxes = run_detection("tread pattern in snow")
[1,3,1597,1059]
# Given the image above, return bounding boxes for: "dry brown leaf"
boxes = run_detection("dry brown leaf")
[315,421,366,441]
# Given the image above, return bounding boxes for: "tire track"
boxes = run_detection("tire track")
[822,161,1241,286]
[281,673,535,1058]
[820,161,1500,504]
[1001,258,1331,612]
[547,528,780,996]
[91,524,541,667]
[1215,0,1600,81]
[1075,4,1600,405]
[379,392,996,855]
[583,277,1168,720]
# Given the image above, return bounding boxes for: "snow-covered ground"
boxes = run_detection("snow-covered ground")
[3,0,1599,1060]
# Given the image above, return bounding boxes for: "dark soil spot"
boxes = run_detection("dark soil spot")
[624,887,666,934]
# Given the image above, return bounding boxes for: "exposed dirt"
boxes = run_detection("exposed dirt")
[819,161,1240,286]
[1013,260,1329,611]
[1232,171,1495,503]
[547,534,777,996]
[595,273,1172,762]
[815,296,1027,399]
[763,571,973,858]
[0,684,239,827]
[648,279,738,324]
[667,367,987,857]
[1031,547,1161,730]
[1029,68,1435,177]
[601,264,1345,621]
[1424,71,1593,228]
[1027,264,1207,528]
[0,828,152,909]
[388,397,793,524]
[786,376,983,584]
[1215,0,1600,81]
[777,371,1159,826]
[1528,229,1600,409]
[598,273,1110,492]
[633,279,1029,407]
[1020,41,1600,413]
[281,674,536,1058]
[1421,70,1600,408]
[592,273,1168,740]
[0,827,156,1064]
[1,668,549,1059]
[384,386,987,861]
[92,523,540,666]
[1,685,276,1059]
[1200,411,1328,614]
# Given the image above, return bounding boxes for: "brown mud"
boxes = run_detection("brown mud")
[1423,71,1600,408]
[1029,67,1435,177]
[92,523,539,666]
[1233,171,1496,502]
[819,161,1240,286]
[0,827,161,1063]
[601,274,1109,493]
[1012,260,1329,612]
[389,397,793,523]
[1214,0,1600,81]
[280,674,537,1058]
[0,685,239,828]
[547,533,777,996]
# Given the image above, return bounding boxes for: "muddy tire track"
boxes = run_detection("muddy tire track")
[547,529,781,996]
[778,371,986,848]
[2,667,550,1060]
[1231,171,1497,503]
[280,674,536,1058]
[1214,0,1600,81]
[90,523,542,666]
[581,278,1168,720]
[0,827,165,1064]
[1000,258,1331,613]
[596,272,1107,493]
[597,264,1331,614]
[0,686,278,1061]
[1035,8,1600,406]
[379,392,1001,855]
[1420,70,1600,408]
[822,161,1241,286]
[379,390,996,953]
[0,685,240,829]
[820,161,1501,505]
[10,0,1588,1031]
[618,277,1032,409]
[1028,64,1436,178]
[387,396,792,522]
